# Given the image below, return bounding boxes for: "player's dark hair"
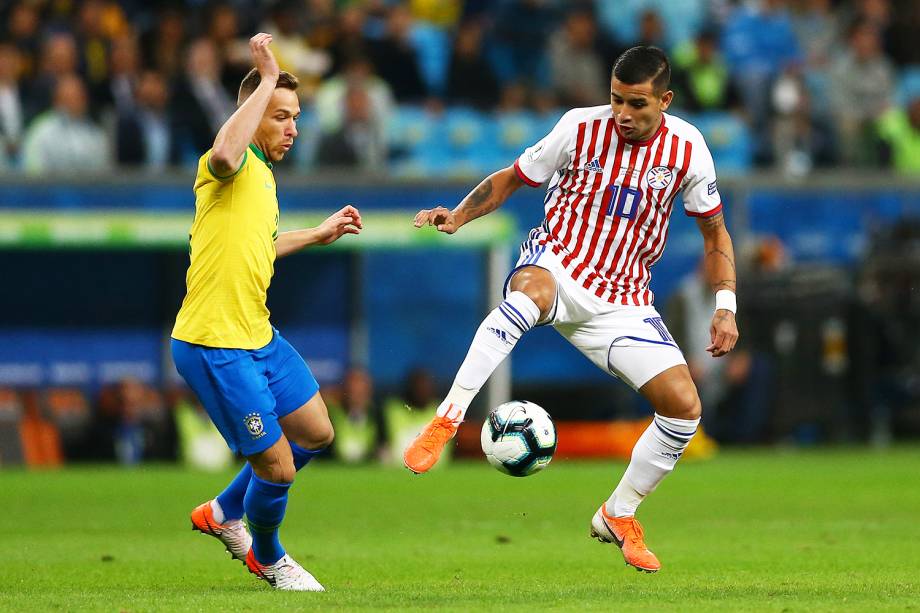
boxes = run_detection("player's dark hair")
[612,46,670,95]
[237,68,299,105]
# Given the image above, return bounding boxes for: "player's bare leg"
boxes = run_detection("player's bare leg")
[593,365,701,572]
[403,266,555,474]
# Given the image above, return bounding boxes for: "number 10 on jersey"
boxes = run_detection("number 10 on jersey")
[605,185,642,220]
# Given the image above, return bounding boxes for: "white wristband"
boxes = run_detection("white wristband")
[715,289,737,314]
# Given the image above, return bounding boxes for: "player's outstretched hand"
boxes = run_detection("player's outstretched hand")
[707,310,738,357]
[315,205,362,245]
[249,33,279,83]
[414,206,458,234]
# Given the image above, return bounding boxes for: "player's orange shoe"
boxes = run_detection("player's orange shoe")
[190,500,252,562]
[590,505,661,573]
[403,414,459,474]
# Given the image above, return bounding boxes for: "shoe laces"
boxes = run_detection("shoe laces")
[422,417,454,447]
[623,519,647,549]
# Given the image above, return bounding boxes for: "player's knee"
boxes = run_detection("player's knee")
[670,387,702,421]
[509,268,555,319]
[293,421,334,450]
[652,379,702,421]
[259,459,296,484]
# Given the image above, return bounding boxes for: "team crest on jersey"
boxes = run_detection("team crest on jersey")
[646,166,673,190]
[244,413,266,439]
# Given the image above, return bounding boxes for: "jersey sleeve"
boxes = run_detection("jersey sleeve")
[204,149,249,182]
[681,136,722,218]
[514,111,576,187]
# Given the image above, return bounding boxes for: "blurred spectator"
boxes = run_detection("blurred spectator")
[722,0,802,164]
[0,42,25,164]
[3,2,42,80]
[169,38,235,161]
[116,71,176,169]
[316,84,387,171]
[633,9,669,52]
[140,6,187,80]
[828,18,895,166]
[27,32,80,122]
[492,0,559,84]
[548,8,607,108]
[884,0,920,66]
[262,1,331,96]
[328,5,373,76]
[206,3,250,94]
[314,55,393,139]
[369,4,428,102]
[382,368,447,466]
[877,95,920,174]
[22,74,111,175]
[74,0,118,91]
[171,388,232,471]
[93,34,141,114]
[671,28,742,113]
[770,68,836,175]
[327,366,380,463]
[445,20,499,109]
[790,0,838,73]
[410,0,462,27]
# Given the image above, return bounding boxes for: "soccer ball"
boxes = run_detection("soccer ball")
[480,400,556,477]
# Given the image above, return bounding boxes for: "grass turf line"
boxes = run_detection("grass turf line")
[1,448,919,612]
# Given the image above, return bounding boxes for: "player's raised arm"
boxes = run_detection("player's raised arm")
[696,212,739,357]
[209,33,279,177]
[413,166,526,234]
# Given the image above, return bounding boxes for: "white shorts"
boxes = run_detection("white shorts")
[504,243,687,390]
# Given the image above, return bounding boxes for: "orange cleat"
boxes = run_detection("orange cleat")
[403,415,459,474]
[190,500,252,562]
[590,505,661,573]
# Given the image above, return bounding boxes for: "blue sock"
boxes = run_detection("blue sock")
[215,463,252,521]
[215,442,324,522]
[244,474,291,565]
[290,441,323,471]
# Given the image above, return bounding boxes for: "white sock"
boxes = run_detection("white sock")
[210,498,226,524]
[436,291,541,424]
[606,414,700,517]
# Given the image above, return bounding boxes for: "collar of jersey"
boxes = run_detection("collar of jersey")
[248,143,272,169]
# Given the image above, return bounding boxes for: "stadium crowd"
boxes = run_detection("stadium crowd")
[0,0,919,176]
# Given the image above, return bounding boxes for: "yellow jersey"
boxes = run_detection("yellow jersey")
[172,144,280,349]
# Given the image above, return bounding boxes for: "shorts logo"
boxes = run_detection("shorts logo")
[708,180,718,196]
[646,166,673,190]
[244,413,266,439]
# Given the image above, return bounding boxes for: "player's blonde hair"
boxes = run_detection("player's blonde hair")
[237,69,299,105]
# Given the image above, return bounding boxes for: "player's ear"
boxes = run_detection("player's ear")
[660,89,673,111]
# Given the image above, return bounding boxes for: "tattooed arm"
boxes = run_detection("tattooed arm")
[696,212,739,357]
[413,166,526,234]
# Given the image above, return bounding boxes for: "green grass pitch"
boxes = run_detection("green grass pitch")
[2,448,919,612]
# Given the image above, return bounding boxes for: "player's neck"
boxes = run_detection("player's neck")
[631,115,664,143]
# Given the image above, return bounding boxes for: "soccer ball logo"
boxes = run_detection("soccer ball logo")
[244,413,265,438]
[646,165,673,190]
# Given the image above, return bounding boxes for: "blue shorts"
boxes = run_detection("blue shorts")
[171,329,320,456]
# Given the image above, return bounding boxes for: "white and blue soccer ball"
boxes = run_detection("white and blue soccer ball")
[480,400,556,477]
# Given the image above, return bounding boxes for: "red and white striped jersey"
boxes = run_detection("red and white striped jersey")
[513,106,722,306]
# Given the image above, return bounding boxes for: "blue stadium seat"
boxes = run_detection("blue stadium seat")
[387,105,442,153]
[692,112,753,175]
[444,108,489,155]
[896,65,920,105]
[494,111,538,157]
